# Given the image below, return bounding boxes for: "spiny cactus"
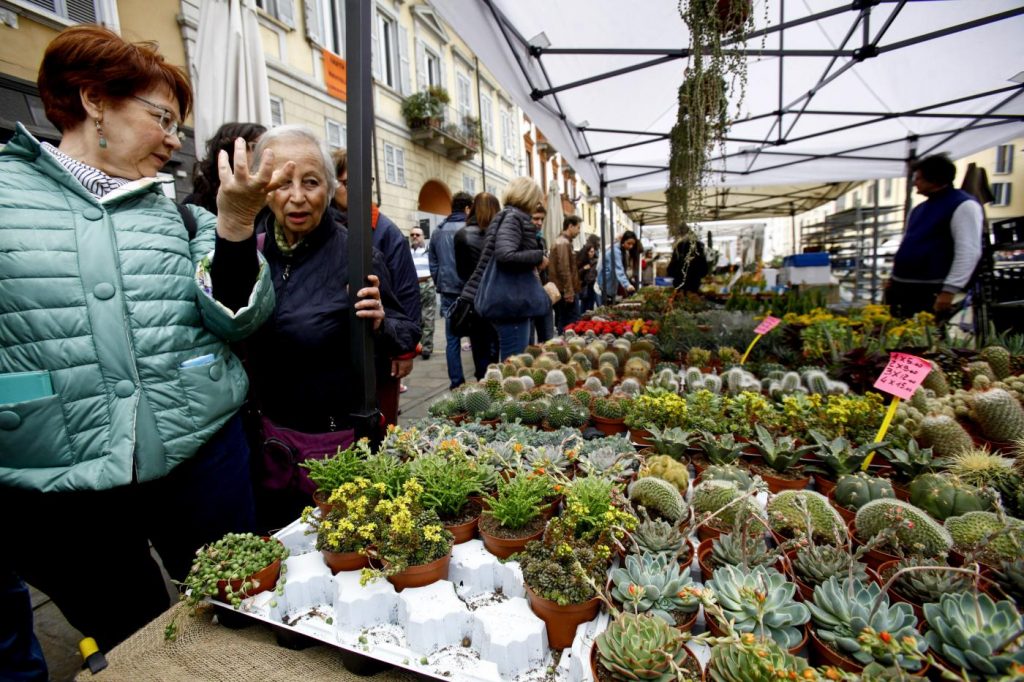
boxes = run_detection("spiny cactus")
[622,356,651,382]
[529,368,547,386]
[427,396,460,418]
[944,510,1024,563]
[462,389,492,416]
[497,400,522,423]
[518,400,545,425]
[703,373,723,394]
[966,360,997,383]
[833,473,894,512]
[514,353,534,367]
[600,364,617,387]
[700,464,754,491]
[923,592,1024,677]
[593,396,627,420]
[980,345,1012,379]
[543,395,587,429]
[684,367,704,392]
[854,498,953,558]
[804,370,830,395]
[692,480,759,529]
[525,345,543,358]
[971,387,1024,442]
[909,472,991,521]
[628,477,687,525]
[595,612,690,682]
[640,454,689,492]
[544,368,568,389]
[921,360,950,397]
[483,367,503,383]
[766,490,846,544]
[598,351,620,369]
[917,414,973,457]
[501,376,526,397]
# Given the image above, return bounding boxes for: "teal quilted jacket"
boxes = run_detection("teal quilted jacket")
[0,124,275,492]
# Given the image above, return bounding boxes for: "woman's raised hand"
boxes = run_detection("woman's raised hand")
[216,137,295,240]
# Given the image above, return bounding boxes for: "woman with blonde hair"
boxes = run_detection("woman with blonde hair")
[458,178,549,359]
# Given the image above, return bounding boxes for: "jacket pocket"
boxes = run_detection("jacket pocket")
[177,354,243,429]
[0,394,75,469]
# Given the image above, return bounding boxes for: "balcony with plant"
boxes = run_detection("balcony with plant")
[401,86,478,161]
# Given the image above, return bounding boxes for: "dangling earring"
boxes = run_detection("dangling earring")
[95,118,107,149]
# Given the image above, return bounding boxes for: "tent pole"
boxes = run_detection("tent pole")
[475,56,487,190]
[345,0,380,444]
[902,135,919,232]
[789,203,796,256]
[872,179,880,303]
[599,165,610,305]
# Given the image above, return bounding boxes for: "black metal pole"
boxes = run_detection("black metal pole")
[902,135,919,232]
[599,167,609,305]
[346,0,379,442]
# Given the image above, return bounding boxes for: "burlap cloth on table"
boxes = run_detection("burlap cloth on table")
[78,603,418,682]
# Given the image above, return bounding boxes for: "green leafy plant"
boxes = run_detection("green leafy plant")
[301,477,385,553]
[610,552,699,623]
[409,451,488,521]
[300,441,369,495]
[878,437,936,484]
[696,430,745,466]
[483,470,551,531]
[361,479,453,583]
[807,431,884,477]
[562,475,636,548]
[627,514,688,561]
[750,423,814,474]
[400,85,450,126]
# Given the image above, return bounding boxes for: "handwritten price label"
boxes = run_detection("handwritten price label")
[754,316,781,335]
[873,352,932,400]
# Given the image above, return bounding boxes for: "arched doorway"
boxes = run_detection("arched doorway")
[416,179,452,238]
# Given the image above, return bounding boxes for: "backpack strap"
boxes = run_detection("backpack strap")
[176,203,199,240]
[257,231,266,252]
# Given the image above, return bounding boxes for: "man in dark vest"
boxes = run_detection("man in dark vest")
[887,154,982,320]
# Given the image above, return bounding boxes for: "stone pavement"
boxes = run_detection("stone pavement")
[29,319,467,680]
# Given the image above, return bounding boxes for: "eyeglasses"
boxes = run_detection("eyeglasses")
[132,95,184,140]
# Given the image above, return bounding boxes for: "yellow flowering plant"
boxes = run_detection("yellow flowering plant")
[360,478,453,584]
[300,476,385,554]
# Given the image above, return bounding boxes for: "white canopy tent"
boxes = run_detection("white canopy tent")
[430,0,1024,226]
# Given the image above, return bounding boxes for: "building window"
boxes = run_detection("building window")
[316,0,344,54]
[425,49,442,89]
[996,144,1014,175]
[456,72,472,120]
[383,142,406,186]
[256,0,295,27]
[269,96,284,127]
[884,178,893,199]
[836,195,846,211]
[325,119,345,150]
[500,105,515,158]
[993,182,1012,207]
[463,174,476,194]
[480,93,494,149]
[375,11,398,89]
[23,0,101,22]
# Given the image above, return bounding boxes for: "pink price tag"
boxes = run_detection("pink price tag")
[754,316,781,335]
[873,352,932,400]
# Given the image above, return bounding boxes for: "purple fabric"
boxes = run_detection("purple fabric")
[258,415,355,495]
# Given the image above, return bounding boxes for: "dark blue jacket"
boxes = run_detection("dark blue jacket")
[893,188,975,283]
[428,211,467,295]
[247,208,416,432]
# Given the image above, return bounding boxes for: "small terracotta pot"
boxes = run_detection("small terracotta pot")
[450,414,467,425]
[697,538,716,581]
[629,427,654,448]
[445,512,480,545]
[591,414,627,436]
[321,549,371,574]
[590,640,703,681]
[848,519,901,572]
[386,553,451,592]
[755,465,810,494]
[826,489,857,524]
[526,586,601,650]
[216,537,283,602]
[480,418,500,427]
[813,474,837,497]
[696,519,727,543]
[809,629,863,673]
[478,518,545,559]
[312,489,334,516]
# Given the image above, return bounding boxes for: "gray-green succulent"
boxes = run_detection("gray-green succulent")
[610,552,699,623]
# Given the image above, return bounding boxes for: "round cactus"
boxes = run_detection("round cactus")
[699,464,754,491]
[461,389,492,416]
[599,365,617,387]
[641,455,689,492]
[766,490,846,544]
[833,473,894,512]
[980,345,1012,379]
[917,414,973,457]
[598,351,620,370]
[501,376,526,397]
[909,472,991,521]
[854,498,952,558]
[570,352,592,371]
[970,388,1024,442]
[944,510,1024,563]
[921,360,950,397]
[593,396,626,420]
[628,476,687,524]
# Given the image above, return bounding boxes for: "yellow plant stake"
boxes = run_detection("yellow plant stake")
[741,316,781,365]
[863,397,900,470]
[863,352,932,470]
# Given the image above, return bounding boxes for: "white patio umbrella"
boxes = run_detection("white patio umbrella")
[192,0,271,150]
[542,179,563,248]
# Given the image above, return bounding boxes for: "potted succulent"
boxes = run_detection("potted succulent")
[878,437,936,499]
[874,557,986,625]
[409,449,490,543]
[579,445,639,484]
[591,396,629,435]
[923,592,1024,679]
[706,633,819,682]
[691,479,763,542]
[477,470,551,559]
[692,430,746,477]
[807,576,927,673]
[829,472,896,524]
[627,476,689,527]
[360,479,454,591]
[787,540,869,602]
[561,475,637,550]
[944,509,1024,567]
[766,490,847,546]
[698,526,778,581]
[300,441,368,512]
[806,431,887,496]
[705,564,811,653]
[626,514,694,566]
[747,424,816,493]
[300,476,383,573]
[852,499,953,570]
[643,425,693,460]
[610,551,700,631]
[592,611,703,681]
[518,517,612,649]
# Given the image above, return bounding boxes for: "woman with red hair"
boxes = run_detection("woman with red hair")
[0,25,290,650]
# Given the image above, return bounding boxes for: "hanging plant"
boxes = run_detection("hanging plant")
[667,0,759,237]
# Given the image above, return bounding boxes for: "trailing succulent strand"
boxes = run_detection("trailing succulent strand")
[807,576,926,670]
[595,612,689,682]
[923,592,1024,677]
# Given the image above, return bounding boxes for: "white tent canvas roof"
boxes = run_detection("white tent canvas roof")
[430,0,1024,223]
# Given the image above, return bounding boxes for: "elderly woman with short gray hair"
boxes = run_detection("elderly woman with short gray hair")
[244,125,418,530]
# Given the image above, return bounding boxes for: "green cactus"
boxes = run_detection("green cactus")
[501,376,527,397]
[525,344,543,358]
[568,387,593,409]
[944,510,1024,563]
[543,395,588,429]
[529,368,547,386]
[595,612,690,682]
[804,370,830,395]
[923,592,1024,677]
[600,364,617,387]
[707,638,816,682]
[921,360,950,397]
[628,477,687,525]
[483,378,505,401]
[700,464,754,491]
[833,473,895,512]
[854,499,953,558]
[518,400,545,425]
[808,577,926,671]
[462,389,492,416]
[497,400,522,423]
[790,544,868,589]
[692,480,741,517]
[945,448,1021,488]
[628,516,687,561]
[598,351,620,369]
[640,455,689,492]
[515,353,534,367]
[500,362,517,378]
[909,473,991,521]
[886,557,975,604]
[622,357,651,382]
[966,360,997,383]
[703,373,723,394]
[766,490,846,544]
[917,414,974,457]
[684,367,704,392]
[593,396,627,419]
[971,387,1024,442]
[980,346,1012,379]
[609,552,699,623]
[427,396,460,418]
[707,565,810,649]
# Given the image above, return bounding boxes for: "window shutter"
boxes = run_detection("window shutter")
[415,39,426,92]
[274,0,296,28]
[304,0,323,46]
[24,1,58,14]
[395,148,406,185]
[66,0,98,23]
[439,53,447,93]
[398,25,411,96]
[371,6,382,81]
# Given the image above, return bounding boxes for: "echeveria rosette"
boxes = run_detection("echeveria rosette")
[595,612,688,682]
[609,552,698,624]
[706,564,810,650]
[923,592,1024,677]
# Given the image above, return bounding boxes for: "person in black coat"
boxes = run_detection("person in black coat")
[667,235,710,293]
[454,192,501,379]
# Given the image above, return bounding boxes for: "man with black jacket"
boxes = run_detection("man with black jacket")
[429,192,472,389]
